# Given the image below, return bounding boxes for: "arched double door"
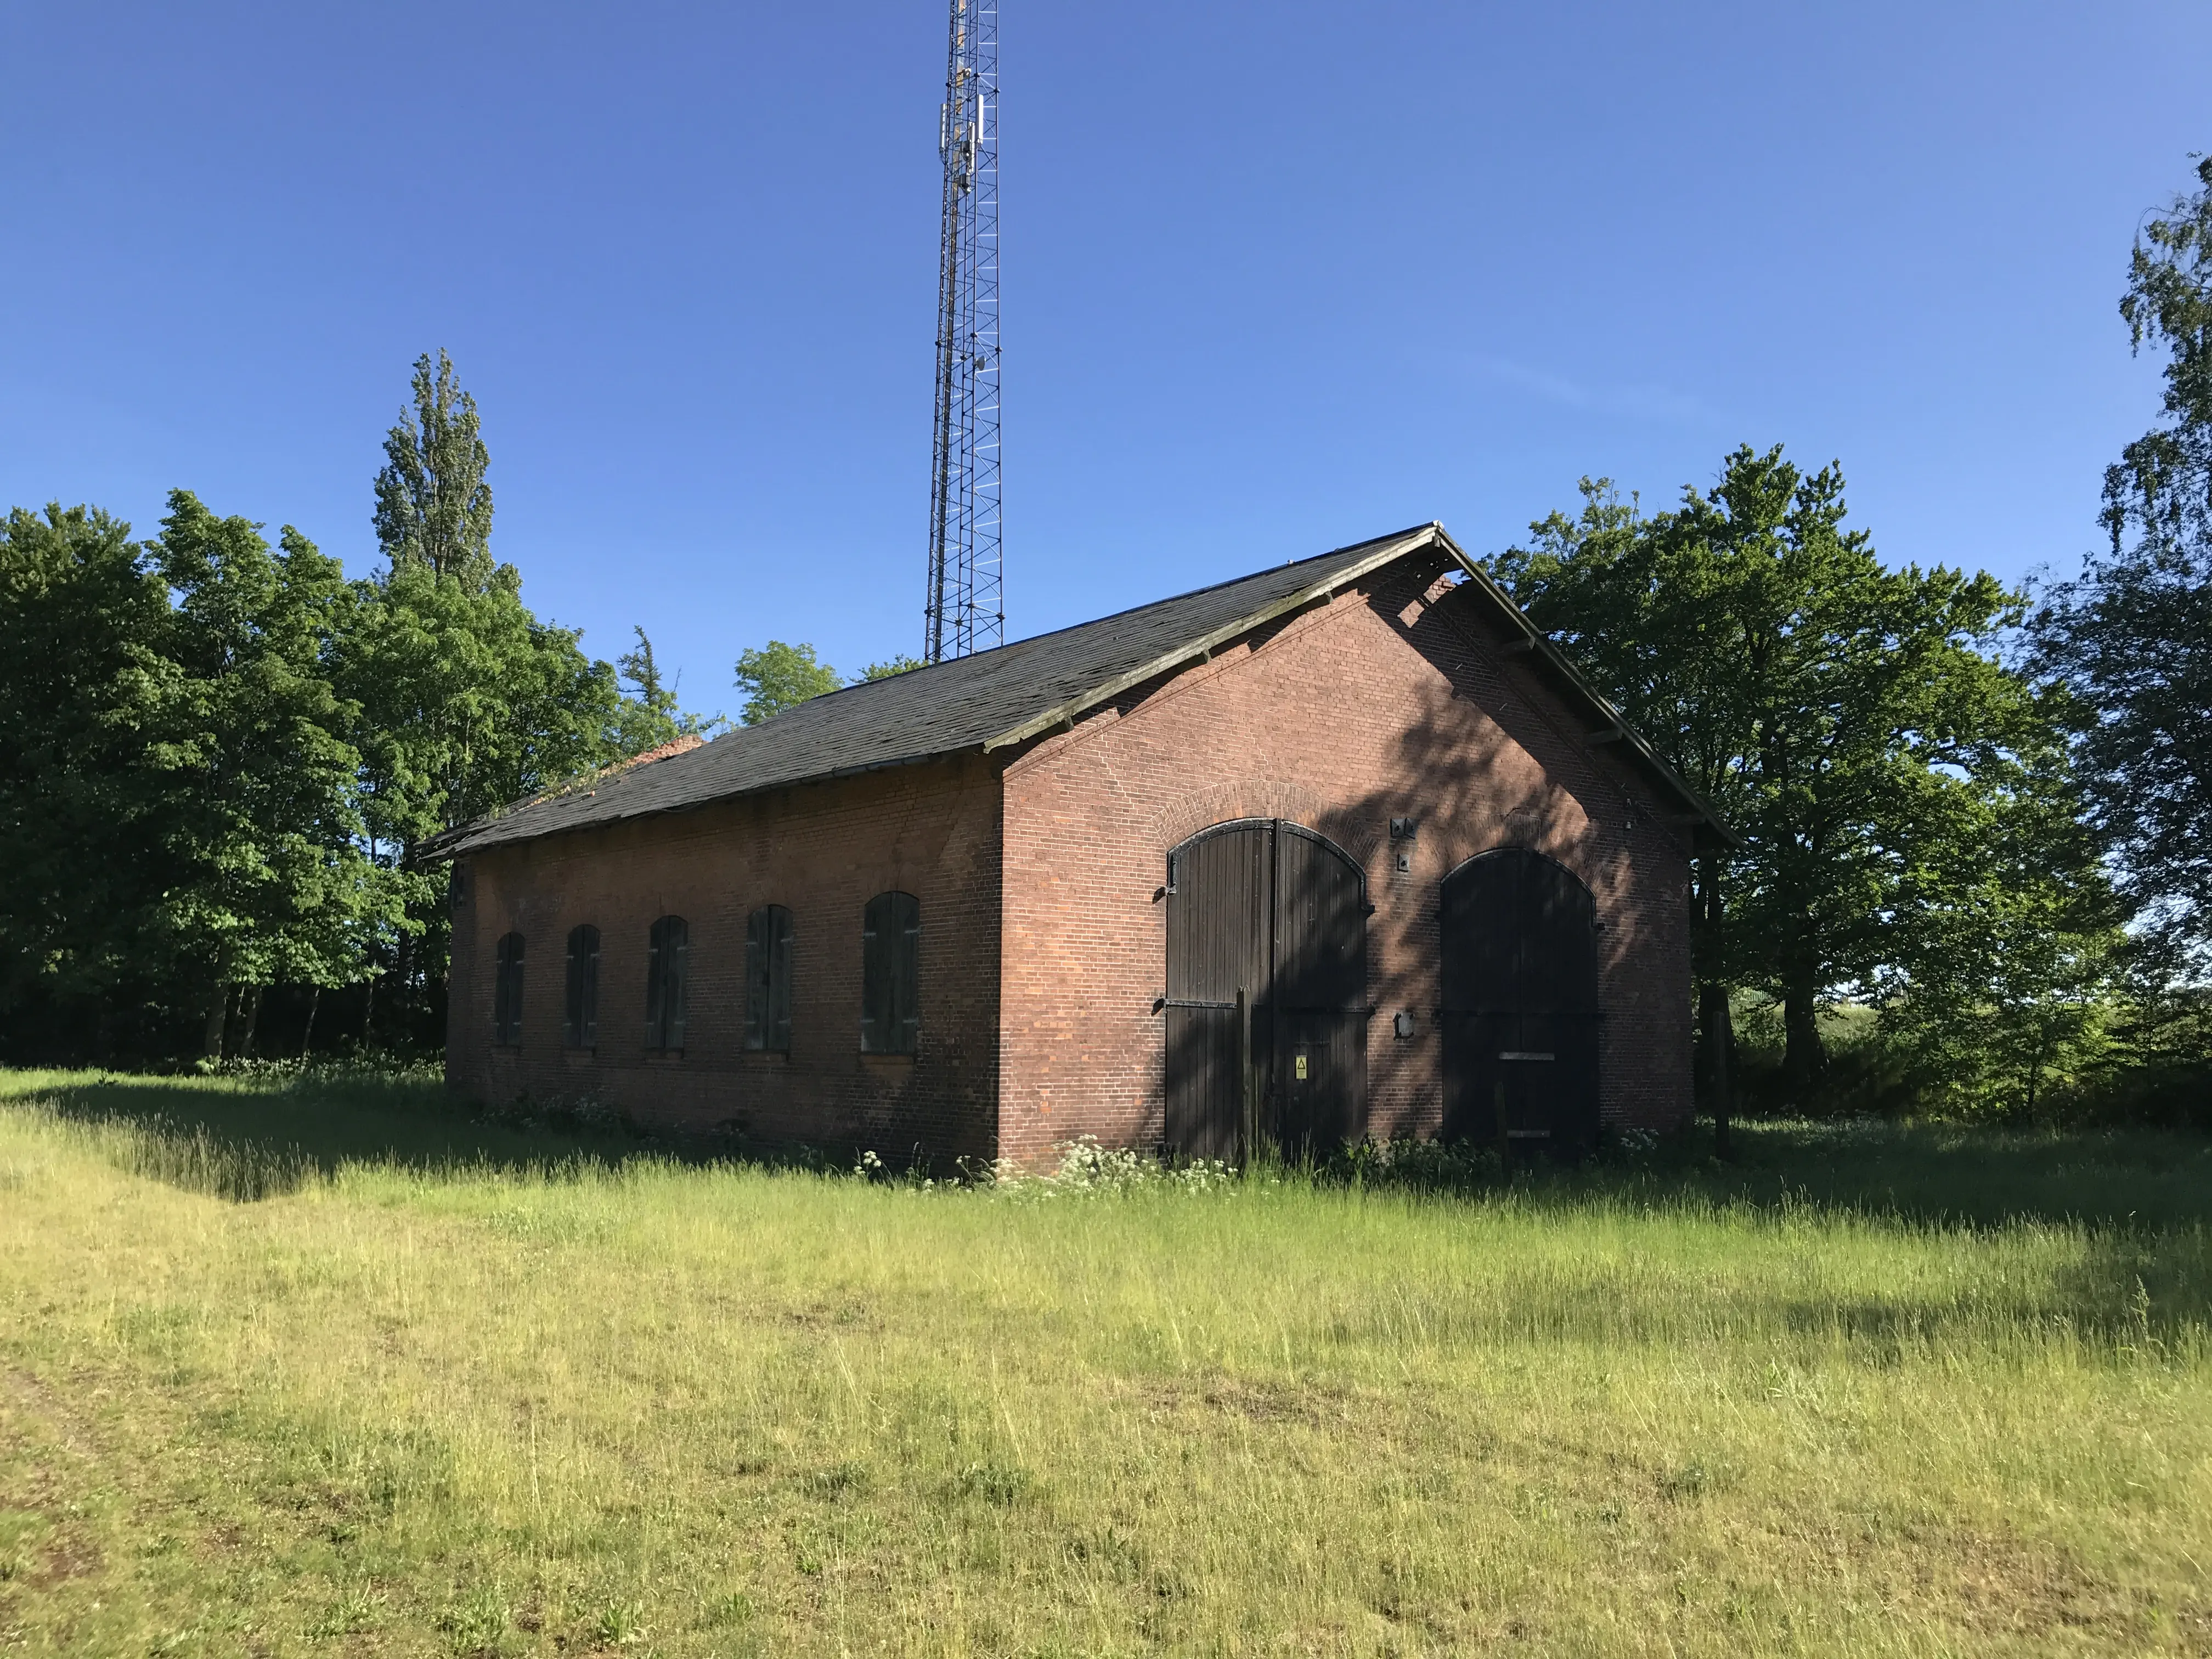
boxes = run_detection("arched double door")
[1440,848,1601,1154]
[1164,819,1367,1163]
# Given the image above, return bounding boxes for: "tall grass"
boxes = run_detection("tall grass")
[1,1069,2208,1655]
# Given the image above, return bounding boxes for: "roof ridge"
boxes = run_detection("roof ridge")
[768,521,1441,721]
[423,521,1731,861]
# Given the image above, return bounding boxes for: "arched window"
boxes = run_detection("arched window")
[646,915,689,1052]
[493,932,525,1047]
[860,891,919,1054]
[564,924,600,1049]
[745,904,794,1052]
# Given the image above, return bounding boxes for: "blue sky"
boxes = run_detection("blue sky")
[3,2,2205,714]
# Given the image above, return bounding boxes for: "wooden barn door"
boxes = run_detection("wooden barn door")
[1272,826,1368,1154]
[1165,820,1367,1162]
[1440,849,1600,1155]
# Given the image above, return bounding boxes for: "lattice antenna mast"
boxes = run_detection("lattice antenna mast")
[924,0,1002,663]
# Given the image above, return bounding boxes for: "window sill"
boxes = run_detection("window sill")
[643,1049,686,1066]
[857,1052,916,1074]
[740,1048,793,1065]
[562,1047,597,1065]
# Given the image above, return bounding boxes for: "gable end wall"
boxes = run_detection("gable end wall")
[995,555,1694,1163]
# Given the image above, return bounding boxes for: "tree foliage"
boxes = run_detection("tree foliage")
[1498,445,2119,1114]
[861,654,926,681]
[148,493,395,1050]
[373,349,495,585]
[0,353,712,1062]
[2032,155,2212,966]
[619,627,724,747]
[728,644,919,726]
[340,357,715,1043]
[735,640,842,724]
[0,505,173,1011]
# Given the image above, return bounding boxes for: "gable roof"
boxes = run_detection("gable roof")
[423,522,1731,860]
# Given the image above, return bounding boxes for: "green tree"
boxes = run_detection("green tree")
[734,640,840,724]
[0,505,174,1029]
[373,349,494,586]
[1871,698,2124,1115]
[861,654,926,681]
[339,557,628,1038]
[2032,155,2212,966]
[342,354,693,1042]
[618,627,725,749]
[148,492,390,1055]
[1498,445,2114,1115]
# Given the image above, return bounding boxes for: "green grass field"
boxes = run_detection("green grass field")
[1,1069,2208,1657]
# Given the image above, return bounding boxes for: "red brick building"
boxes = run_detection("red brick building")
[430,524,1726,1165]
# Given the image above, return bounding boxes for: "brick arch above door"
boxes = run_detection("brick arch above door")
[1146,780,1384,872]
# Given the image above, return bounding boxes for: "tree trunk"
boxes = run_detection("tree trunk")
[1782,965,1826,1101]
[1700,980,1734,1159]
[301,984,321,1059]
[204,981,230,1059]
[240,985,263,1059]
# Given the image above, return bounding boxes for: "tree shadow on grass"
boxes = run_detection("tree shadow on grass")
[1330,1119,2212,1341]
[11,1070,2209,1345]
[0,1066,778,1200]
[1626,1118,2212,1232]
[1336,1118,2212,1233]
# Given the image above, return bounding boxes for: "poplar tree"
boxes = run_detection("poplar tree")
[342,352,691,1042]
[373,349,495,585]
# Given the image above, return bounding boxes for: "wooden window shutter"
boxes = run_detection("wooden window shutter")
[645,918,664,1049]
[861,891,918,1055]
[744,909,769,1049]
[564,930,579,1046]
[749,904,793,1053]
[566,924,599,1049]
[860,897,884,1052]
[494,932,524,1046]
[582,927,600,1048]
[768,904,794,1053]
[665,918,689,1052]
[893,893,920,1054]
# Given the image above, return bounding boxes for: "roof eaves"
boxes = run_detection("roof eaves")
[979,524,1444,754]
[418,742,964,864]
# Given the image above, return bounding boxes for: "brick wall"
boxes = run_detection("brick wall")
[995,552,1694,1164]
[445,552,1698,1166]
[445,752,1005,1164]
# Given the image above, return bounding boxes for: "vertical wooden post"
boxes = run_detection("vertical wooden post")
[1237,985,1255,1169]
[1701,980,1734,1161]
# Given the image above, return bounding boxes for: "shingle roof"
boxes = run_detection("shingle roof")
[423,523,1730,859]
